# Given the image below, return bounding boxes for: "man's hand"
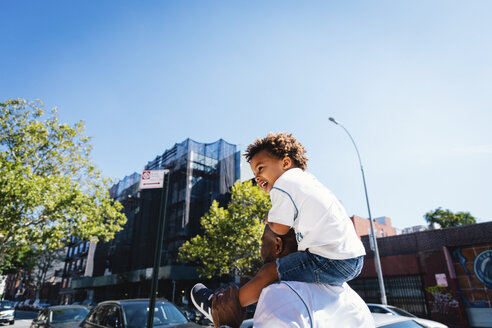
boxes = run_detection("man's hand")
[211,285,246,328]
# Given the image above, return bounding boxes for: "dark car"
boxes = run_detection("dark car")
[30,305,90,328]
[0,301,15,325]
[80,299,200,328]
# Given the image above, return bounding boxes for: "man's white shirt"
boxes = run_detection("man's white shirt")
[253,281,375,328]
[268,168,365,259]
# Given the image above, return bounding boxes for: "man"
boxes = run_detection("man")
[211,225,375,328]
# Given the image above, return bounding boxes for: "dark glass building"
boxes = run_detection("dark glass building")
[72,138,242,303]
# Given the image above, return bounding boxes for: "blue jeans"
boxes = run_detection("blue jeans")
[276,250,364,285]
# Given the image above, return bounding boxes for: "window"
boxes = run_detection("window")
[103,305,122,328]
[37,309,48,322]
[51,308,89,323]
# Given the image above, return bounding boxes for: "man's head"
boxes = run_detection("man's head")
[245,132,308,193]
[260,224,297,263]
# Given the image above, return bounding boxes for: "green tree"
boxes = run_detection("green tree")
[179,180,270,279]
[0,99,126,272]
[424,207,477,229]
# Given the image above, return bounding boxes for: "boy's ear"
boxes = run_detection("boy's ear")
[282,157,293,170]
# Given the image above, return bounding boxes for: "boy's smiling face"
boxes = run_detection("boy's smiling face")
[250,149,293,193]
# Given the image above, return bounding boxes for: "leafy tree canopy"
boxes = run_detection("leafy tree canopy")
[179,180,270,279]
[0,99,126,273]
[424,207,476,229]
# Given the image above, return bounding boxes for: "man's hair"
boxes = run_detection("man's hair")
[244,132,308,170]
[268,226,298,255]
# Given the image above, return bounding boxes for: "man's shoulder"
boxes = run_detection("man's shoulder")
[256,282,374,328]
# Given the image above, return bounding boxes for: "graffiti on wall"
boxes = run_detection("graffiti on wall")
[426,286,459,315]
[474,250,492,290]
[452,247,492,308]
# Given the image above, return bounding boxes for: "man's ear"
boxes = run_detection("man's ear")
[282,157,293,170]
[274,236,283,256]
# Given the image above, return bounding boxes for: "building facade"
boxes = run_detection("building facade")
[350,221,492,328]
[351,215,397,239]
[72,138,242,304]
[58,238,91,304]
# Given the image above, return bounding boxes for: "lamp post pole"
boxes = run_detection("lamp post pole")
[329,117,387,305]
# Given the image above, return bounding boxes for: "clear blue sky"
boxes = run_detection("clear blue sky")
[2,1,491,229]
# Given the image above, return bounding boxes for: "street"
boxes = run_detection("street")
[12,311,37,328]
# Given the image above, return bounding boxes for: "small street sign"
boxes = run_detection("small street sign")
[435,273,448,287]
[139,169,168,189]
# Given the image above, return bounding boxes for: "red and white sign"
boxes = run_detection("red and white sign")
[139,170,168,189]
[435,273,448,287]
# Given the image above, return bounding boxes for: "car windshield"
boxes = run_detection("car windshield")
[0,302,13,310]
[390,307,417,318]
[382,320,425,327]
[51,308,89,323]
[122,302,188,328]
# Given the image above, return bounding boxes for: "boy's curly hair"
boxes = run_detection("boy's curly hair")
[244,132,308,170]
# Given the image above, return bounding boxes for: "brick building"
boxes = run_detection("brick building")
[351,215,397,238]
[350,221,492,328]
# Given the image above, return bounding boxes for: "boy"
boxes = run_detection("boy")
[191,132,365,322]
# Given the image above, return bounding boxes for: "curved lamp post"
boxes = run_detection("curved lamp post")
[329,117,387,305]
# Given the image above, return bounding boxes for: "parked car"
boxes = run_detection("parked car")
[17,299,34,311]
[368,304,448,328]
[373,313,428,327]
[0,300,15,325]
[81,299,97,309]
[32,299,51,311]
[80,299,201,328]
[30,305,90,328]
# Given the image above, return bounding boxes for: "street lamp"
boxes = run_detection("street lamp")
[328,117,387,305]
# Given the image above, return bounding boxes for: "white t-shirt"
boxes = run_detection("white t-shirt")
[268,168,365,259]
[253,281,375,328]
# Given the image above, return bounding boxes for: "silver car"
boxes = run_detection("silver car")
[0,301,15,325]
[368,304,447,328]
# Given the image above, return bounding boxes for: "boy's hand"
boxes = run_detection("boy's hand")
[211,285,245,328]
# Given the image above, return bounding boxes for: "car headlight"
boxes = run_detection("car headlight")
[0,310,14,317]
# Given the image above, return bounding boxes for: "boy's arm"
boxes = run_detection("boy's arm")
[267,188,297,234]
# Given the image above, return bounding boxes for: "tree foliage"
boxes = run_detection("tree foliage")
[424,207,477,229]
[179,180,270,279]
[0,99,126,272]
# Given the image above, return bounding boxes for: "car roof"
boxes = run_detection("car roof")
[367,303,400,309]
[98,299,171,305]
[372,313,415,326]
[47,305,89,310]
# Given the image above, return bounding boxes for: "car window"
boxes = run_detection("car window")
[121,302,187,328]
[0,302,13,310]
[382,320,425,328]
[368,305,390,314]
[37,310,49,322]
[390,307,417,318]
[102,305,122,328]
[51,308,90,323]
[87,304,111,326]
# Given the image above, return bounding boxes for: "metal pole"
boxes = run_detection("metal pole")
[147,172,171,328]
[329,117,387,305]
